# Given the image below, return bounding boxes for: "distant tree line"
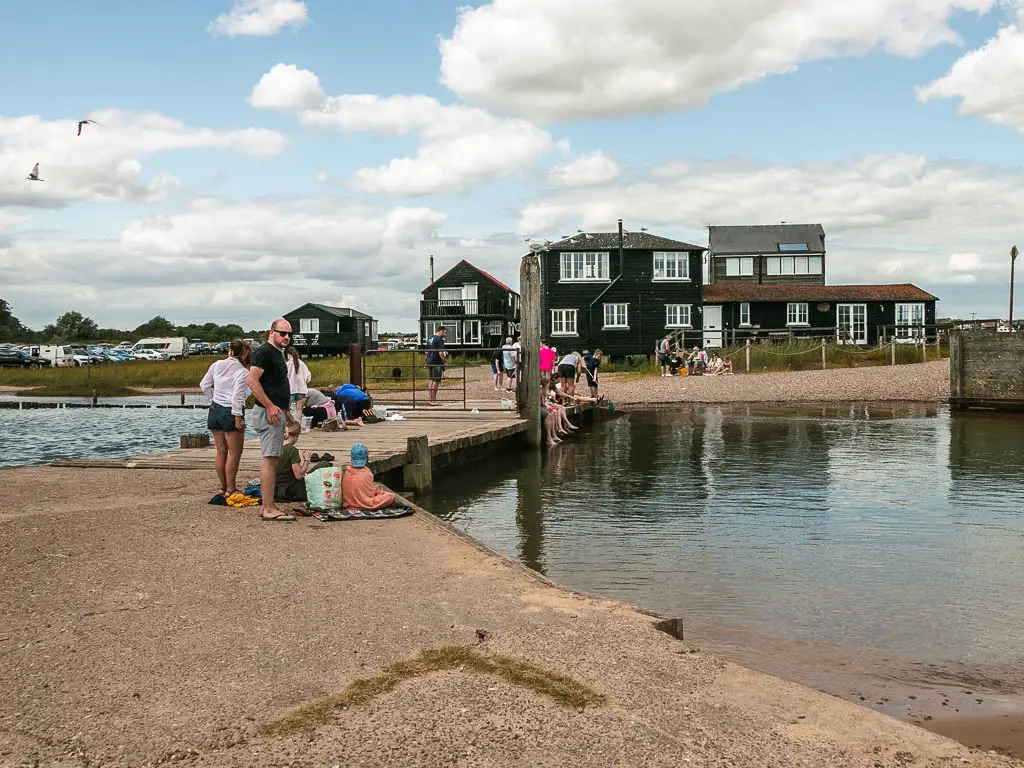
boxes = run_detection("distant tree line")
[0,298,261,345]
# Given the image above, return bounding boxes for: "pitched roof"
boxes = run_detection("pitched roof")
[424,259,518,295]
[546,231,704,251]
[708,224,825,255]
[306,303,374,319]
[702,283,938,302]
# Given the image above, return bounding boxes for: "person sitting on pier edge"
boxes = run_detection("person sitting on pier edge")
[342,443,396,510]
[201,339,252,501]
[542,376,580,443]
[539,340,557,388]
[705,351,734,376]
[583,349,601,398]
[425,327,448,406]
[557,350,582,397]
[275,422,334,503]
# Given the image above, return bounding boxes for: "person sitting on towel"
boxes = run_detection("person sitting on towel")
[342,443,396,511]
[705,351,733,376]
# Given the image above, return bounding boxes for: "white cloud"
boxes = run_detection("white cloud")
[440,0,997,121]
[547,151,621,187]
[916,19,1024,133]
[516,154,1024,311]
[208,0,308,37]
[250,64,556,195]
[0,110,286,208]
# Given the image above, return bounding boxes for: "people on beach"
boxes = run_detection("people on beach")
[556,351,582,397]
[200,338,252,499]
[425,327,448,406]
[583,349,601,398]
[658,334,674,377]
[247,319,296,522]
[501,336,517,391]
[687,346,708,376]
[286,347,311,422]
[342,443,396,510]
[705,351,734,376]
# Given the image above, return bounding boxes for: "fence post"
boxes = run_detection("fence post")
[821,342,826,370]
[520,252,542,448]
[348,343,362,389]
[891,341,896,366]
[745,338,751,372]
[462,352,467,410]
[403,435,432,491]
[411,349,417,409]
[922,337,927,363]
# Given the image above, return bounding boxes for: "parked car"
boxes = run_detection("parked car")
[0,350,52,369]
[133,349,163,361]
[212,341,231,354]
[134,337,189,360]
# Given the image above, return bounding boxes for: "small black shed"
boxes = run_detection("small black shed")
[282,303,378,356]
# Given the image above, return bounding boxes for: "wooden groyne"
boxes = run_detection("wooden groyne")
[950,330,1024,410]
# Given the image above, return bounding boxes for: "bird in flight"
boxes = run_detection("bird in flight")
[26,163,42,182]
[77,119,102,136]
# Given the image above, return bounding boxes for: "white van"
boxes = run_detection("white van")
[25,345,75,367]
[133,337,190,360]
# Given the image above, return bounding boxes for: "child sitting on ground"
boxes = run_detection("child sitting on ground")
[275,422,332,502]
[342,443,396,511]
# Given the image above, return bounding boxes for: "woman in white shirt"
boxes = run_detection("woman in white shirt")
[286,347,312,421]
[200,339,252,497]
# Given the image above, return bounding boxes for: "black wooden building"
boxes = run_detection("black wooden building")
[702,283,938,346]
[282,303,378,356]
[708,224,827,286]
[420,259,520,349]
[537,224,705,356]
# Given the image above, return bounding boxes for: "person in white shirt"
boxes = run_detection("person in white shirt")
[501,337,516,391]
[286,347,312,421]
[200,339,252,497]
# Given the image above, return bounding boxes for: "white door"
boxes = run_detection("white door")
[462,283,478,314]
[837,304,867,344]
[703,305,723,348]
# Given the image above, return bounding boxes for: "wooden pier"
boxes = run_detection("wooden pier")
[54,409,528,488]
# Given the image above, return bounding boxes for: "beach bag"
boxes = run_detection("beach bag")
[305,466,343,512]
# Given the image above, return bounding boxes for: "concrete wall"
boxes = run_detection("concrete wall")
[950,330,1024,408]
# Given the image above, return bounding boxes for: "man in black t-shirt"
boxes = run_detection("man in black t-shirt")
[247,319,296,521]
[424,327,447,406]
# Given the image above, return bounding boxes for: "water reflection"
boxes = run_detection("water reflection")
[421,404,1024,693]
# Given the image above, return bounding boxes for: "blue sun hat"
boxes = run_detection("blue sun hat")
[350,443,369,468]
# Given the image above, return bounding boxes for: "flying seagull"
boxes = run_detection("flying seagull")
[77,119,103,136]
[26,163,42,182]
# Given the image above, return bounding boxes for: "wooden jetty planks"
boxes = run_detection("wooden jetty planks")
[54,411,526,473]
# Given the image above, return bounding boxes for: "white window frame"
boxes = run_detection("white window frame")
[463,319,482,345]
[786,302,809,326]
[653,252,690,281]
[739,302,751,326]
[837,304,867,345]
[725,257,754,277]
[423,320,460,344]
[895,302,925,340]
[438,287,462,302]
[550,309,578,336]
[299,318,319,334]
[603,303,629,329]
[665,304,692,328]
[766,256,823,276]
[560,252,609,282]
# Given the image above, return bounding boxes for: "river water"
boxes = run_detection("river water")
[420,404,1024,746]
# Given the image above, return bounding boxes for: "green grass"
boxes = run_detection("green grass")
[262,645,605,737]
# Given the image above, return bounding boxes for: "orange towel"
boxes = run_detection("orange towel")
[342,466,396,511]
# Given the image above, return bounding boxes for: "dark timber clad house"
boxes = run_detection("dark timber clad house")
[537,222,705,356]
[703,224,937,346]
[420,259,520,349]
[282,303,378,356]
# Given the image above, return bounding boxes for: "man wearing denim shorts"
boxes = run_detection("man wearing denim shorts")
[247,319,295,521]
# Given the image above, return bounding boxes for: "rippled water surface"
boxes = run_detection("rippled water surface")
[0,395,209,466]
[421,404,1024,712]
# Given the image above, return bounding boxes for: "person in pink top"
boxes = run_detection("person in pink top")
[539,340,557,386]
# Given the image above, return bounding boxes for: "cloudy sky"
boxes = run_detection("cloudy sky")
[3,0,1024,332]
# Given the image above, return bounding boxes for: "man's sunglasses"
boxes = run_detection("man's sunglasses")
[271,329,291,336]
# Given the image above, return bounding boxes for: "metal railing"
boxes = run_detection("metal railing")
[361,347,511,411]
[419,299,508,317]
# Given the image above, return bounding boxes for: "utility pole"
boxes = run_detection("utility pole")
[1011,245,1019,331]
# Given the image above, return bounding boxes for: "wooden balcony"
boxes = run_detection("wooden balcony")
[420,299,508,318]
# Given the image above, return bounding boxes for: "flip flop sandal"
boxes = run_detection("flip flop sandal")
[261,512,296,522]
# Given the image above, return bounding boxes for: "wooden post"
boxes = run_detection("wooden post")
[949,329,963,401]
[821,342,826,370]
[180,393,186,406]
[891,341,896,366]
[180,433,210,448]
[520,252,542,448]
[92,389,98,406]
[745,339,751,372]
[922,337,927,363]
[349,343,362,389]
[403,434,432,491]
